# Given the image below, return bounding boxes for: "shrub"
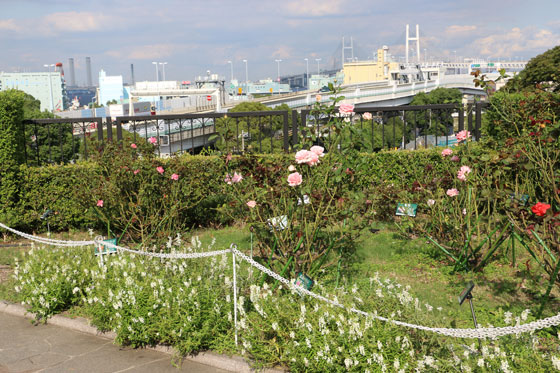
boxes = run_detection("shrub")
[0,90,26,228]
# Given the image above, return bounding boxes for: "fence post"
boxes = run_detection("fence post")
[96,118,103,142]
[475,102,482,141]
[283,111,289,152]
[106,117,113,141]
[458,106,464,132]
[291,110,298,150]
[116,118,123,141]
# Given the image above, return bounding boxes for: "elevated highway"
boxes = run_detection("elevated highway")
[164,73,503,114]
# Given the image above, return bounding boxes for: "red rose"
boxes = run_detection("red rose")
[531,202,551,217]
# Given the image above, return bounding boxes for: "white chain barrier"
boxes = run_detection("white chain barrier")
[0,223,96,247]
[230,247,560,339]
[3,222,560,340]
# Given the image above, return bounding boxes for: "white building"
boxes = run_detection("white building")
[0,71,67,111]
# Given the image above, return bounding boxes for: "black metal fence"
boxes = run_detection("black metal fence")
[21,103,486,165]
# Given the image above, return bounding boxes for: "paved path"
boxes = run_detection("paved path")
[0,312,229,373]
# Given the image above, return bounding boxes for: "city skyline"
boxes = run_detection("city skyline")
[1,0,559,85]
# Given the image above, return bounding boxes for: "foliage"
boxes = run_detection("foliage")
[13,242,560,372]
[0,90,26,228]
[505,45,560,92]
[213,102,291,154]
[406,88,462,136]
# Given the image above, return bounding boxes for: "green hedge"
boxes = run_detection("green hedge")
[4,143,543,236]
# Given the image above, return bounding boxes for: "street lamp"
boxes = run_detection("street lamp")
[159,62,168,81]
[275,59,282,82]
[304,58,309,89]
[227,60,234,82]
[152,61,159,81]
[43,64,55,112]
[243,59,248,94]
[315,58,321,74]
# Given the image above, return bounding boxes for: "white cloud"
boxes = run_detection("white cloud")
[282,0,344,17]
[271,46,293,59]
[0,11,117,38]
[0,19,21,32]
[105,44,190,60]
[445,25,477,34]
[42,11,114,32]
[472,27,560,57]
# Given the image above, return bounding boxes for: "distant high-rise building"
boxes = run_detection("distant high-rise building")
[0,71,67,111]
[86,57,92,87]
[68,58,76,87]
[130,64,135,86]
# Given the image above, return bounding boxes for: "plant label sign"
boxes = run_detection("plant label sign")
[267,215,288,231]
[396,203,417,217]
[295,273,313,291]
[509,194,529,206]
[95,238,118,256]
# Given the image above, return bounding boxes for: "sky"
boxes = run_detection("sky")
[1,0,559,86]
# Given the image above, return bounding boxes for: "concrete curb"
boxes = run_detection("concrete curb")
[0,300,285,373]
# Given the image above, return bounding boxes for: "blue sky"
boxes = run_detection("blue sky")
[1,0,559,85]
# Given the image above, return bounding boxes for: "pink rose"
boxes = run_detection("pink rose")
[427,199,435,206]
[288,165,296,172]
[133,169,140,175]
[295,150,319,166]
[295,150,310,164]
[287,172,303,187]
[446,188,459,197]
[450,155,460,162]
[148,137,158,145]
[441,148,453,157]
[310,145,325,157]
[131,143,137,149]
[338,103,354,116]
[246,200,257,208]
[225,172,243,184]
[316,94,322,102]
[157,166,164,174]
[457,165,472,181]
[97,200,104,207]
[171,173,179,180]
[456,130,471,143]
[363,112,373,120]
[231,172,243,183]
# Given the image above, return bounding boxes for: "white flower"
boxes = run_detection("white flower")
[551,355,560,370]
[504,311,512,324]
[477,358,485,367]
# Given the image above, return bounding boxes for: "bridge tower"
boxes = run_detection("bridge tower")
[405,24,421,64]
[342,36,354,68]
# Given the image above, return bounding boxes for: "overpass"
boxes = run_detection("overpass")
[249,73,502,109]
[159,72,505,114]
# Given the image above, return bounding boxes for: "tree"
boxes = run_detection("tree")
[504,45,560,92]
[19,93,77,165]
[407,88,462,135]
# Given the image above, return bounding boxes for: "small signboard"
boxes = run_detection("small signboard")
[295,273,313,291]
[95,238,118,256]
[396,203,418,217]
[267,215,288,231]
[509,194,529,206]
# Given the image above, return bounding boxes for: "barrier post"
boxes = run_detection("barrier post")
[232,245,238,346]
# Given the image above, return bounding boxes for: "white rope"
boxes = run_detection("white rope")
[3,221,560,340]
[94,239,232,259]
[231,247,560,339]
[0,223,96,247]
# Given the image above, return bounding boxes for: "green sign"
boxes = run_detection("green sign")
[488,63,494,67]
[95,238,118,256]
[396,203,418,217]
[295,273,313,290]
[471,64,480,68]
